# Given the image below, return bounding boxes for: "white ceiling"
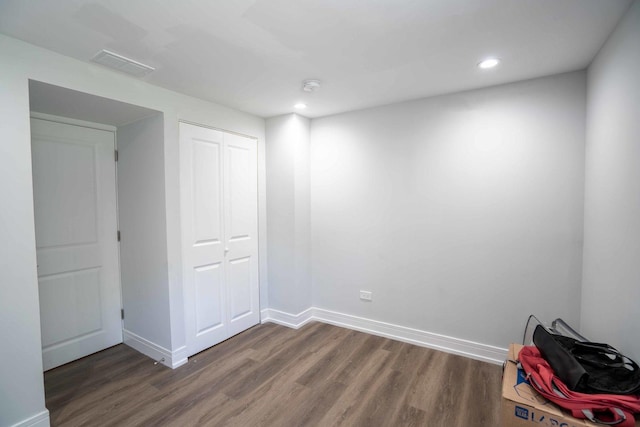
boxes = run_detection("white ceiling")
[0,0,632,118]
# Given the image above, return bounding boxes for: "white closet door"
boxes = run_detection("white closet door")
[223,133,259,337]
[31,117,122,370]
[180,123,259,357]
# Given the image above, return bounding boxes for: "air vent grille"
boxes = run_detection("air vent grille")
[91,49,155,77]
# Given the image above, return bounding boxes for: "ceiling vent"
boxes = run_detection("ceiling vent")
[91,49,155,77]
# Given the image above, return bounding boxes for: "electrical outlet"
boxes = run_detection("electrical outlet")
[359,290,372,301]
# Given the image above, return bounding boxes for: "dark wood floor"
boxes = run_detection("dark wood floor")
[45,322,502,426]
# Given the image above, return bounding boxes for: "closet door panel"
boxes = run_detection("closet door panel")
[192,140,222,245]
[224,133,259,336]
[194,262,224,334]
[181,123,228,356]
[228,256,252,321]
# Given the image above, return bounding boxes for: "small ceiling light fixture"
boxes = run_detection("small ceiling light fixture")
[478,58,500,69]
[294,103,307,109]
[91,49,155,77]
[302,79,321,92]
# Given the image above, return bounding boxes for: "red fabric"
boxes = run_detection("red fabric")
[518,346,640,427]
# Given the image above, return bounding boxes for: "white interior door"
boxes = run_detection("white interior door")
[180,122,259,357]
[31,117,122,371]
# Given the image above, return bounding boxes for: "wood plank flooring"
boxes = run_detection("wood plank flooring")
[45,322,502,427]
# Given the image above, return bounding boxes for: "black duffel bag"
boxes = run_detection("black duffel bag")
[533,324,640,395]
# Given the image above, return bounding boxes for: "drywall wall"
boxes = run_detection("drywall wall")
[0,68,49,427]
[266,114,312,315]
[310,72,587,349]
[0,33,265,427]
[582,0,640,359]
[118,115,173,350]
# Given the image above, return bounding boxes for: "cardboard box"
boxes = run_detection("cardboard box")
[502,343,596,427]
[502,344,639,427]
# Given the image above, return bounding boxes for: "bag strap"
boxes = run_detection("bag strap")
[579,408,629,426]
[573,342,639,371]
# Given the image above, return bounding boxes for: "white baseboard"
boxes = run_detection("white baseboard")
[260,307,315,329]
[261,307,507,365]
[123,329,187,369]
[170,346,189,369]
[10,410,50,427]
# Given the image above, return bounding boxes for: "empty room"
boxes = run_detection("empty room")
[1,1,639,426]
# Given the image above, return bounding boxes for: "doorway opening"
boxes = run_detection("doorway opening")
[29,80,165,371]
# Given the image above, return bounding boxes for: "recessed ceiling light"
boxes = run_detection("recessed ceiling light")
[478,58,500,69]
[294,103,307,109]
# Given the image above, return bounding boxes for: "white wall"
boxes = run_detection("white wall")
[310,72,587,349]
[0,33,265,427]
[266,114,312,315]
[582,0,640,359]
[118,115,173,351]
[0,67,49,427]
